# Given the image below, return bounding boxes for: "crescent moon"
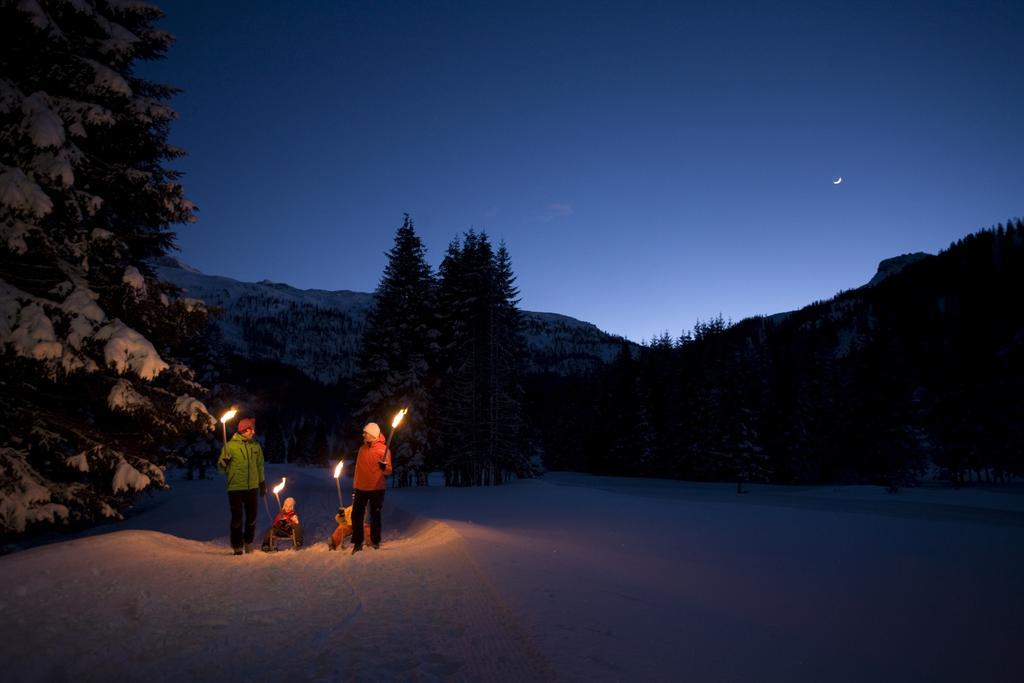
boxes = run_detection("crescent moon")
[833,177,843,185]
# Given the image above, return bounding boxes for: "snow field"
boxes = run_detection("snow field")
[3,465,1023,682]
[2,467,554,682]
[390,473,1024,682]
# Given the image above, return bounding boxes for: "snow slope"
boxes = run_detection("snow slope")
[151,257,375,383]
[152,257,628,382]
[3,467,1023,682]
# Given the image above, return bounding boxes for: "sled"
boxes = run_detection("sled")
[264,527,299,551]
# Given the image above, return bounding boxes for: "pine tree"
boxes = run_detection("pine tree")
[353,215,438,486]
[0,1,213,537]
[599,340,656,475]
[289,419,315,464]
[311,422,328,467]
[436,232,529,485]
[262,418,287,464]
[435,235,477,484]
[489,242,530,480]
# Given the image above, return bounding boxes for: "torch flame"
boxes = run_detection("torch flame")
[333,461,343,478]
[273,477,286,495]
[219,408,237,424]
[391,407,408,429]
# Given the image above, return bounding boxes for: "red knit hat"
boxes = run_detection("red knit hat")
[237,417,255,433]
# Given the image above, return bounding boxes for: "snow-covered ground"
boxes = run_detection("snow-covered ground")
[3,467,1023,682]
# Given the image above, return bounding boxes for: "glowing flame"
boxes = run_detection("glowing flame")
[333,461,343,479]
[273,477,286,495]
[391,408,408,429]
[219,408,237,424]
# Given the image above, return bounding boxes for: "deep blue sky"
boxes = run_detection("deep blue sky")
[143,0,1022,342]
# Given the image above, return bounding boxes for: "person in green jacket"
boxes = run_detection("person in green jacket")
[217,416,266,555]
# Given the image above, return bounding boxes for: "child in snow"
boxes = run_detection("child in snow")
[328,505,371,551]
[261,496,304,550]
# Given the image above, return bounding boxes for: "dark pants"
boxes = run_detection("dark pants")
[228,488,259,549]
[351,488,385,547]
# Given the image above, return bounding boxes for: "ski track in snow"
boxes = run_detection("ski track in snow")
[1,467,555,683]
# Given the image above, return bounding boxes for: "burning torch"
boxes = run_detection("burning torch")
[272,477,286,511]
[383,408,408,473]
[219,408,237,445]
[333,461,344,506]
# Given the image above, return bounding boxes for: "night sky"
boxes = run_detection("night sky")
[142,0,1023,342]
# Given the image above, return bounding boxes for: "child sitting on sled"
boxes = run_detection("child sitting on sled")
[261,496,304,551]
[328,505,371,551]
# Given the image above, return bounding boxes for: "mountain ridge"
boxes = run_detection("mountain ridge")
[152,251,934,384]
[152,256,629,383]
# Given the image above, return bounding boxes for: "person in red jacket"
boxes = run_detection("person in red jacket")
[351,422,392,553]
[260,496,304,551]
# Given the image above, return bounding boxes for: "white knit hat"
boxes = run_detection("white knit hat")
[363,422,381,440]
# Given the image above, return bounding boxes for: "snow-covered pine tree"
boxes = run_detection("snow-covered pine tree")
[353,215,438,486]
[0,0,214,538]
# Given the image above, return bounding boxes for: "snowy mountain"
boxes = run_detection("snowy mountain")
[151,249,942,385]
[152,256,372,383]
[758,249,943,357]
[764,251,936,326]
[520,310,628,374]
[866,251,933,287]
[152,257,628,383]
